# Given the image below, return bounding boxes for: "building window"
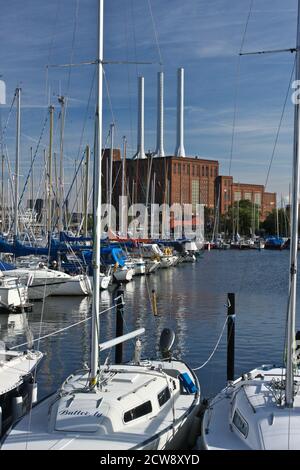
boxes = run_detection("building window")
[192,179,200,211]
[244,192,252,201]
[254,193,261,206]
[234,191,241,202]
[210,167,213,177]
[206,166,209,177]
[173,164,176,174]
[178,163,181,174]
[187,164,190,175]
[197,166,200,177]
[202,166,204,177]
[192,165,195,176]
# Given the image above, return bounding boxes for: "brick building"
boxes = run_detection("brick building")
[103,154,219,212]
[102,150,276,222]
[216,175,276,221]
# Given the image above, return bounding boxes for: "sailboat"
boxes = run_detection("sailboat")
[200,2,300,450]
[1,0,200,450]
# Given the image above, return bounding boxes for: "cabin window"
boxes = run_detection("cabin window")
[124,400,152,423]
[158,386,171,407]
[232,410,248,438]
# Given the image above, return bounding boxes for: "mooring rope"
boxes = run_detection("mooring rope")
[192,316,228,371]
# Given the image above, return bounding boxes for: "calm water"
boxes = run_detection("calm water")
[0,250,298,399]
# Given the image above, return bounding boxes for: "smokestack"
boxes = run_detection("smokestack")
[155,71,165,157]
[134,76,146,159]
[175,67,186,158]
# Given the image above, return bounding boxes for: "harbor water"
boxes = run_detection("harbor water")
[0,250,297,400]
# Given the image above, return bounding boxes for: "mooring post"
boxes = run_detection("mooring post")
[115,288,124,364]
[227,292,235,384]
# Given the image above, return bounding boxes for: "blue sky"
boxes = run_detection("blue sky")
[0,0,299,205]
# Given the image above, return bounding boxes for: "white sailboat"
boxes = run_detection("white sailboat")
[0,0,200,450]
[200,2,300,450]
[0,273,28,312]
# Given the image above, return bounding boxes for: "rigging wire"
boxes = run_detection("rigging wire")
[147,0,163,67]
[228,0,254,177]
[18,114,49,208]
[125,5,135,155]
[265,58,296,190]
[10,303,118,351]
[45,0,61,105]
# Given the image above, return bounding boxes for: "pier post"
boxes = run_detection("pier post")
[115,288,124,364]
[227,292,235,384]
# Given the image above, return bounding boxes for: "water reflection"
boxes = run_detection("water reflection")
[0,250,296,399]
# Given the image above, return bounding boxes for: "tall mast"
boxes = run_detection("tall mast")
[286,0,300,407]
[1,154,4,233]
[14,87,21,239]
[83,145,90,237]
[120,136,126,237]
[58,96,65,233]
[48,105,54,234]
[90,0,103,383]
[30,147,34,209]
[108,122,114,228]
[121,136,126,200]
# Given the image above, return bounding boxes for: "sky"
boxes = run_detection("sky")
[0,0,299,206]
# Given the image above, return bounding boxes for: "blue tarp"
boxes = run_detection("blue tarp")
[265,236,284,247]
[0,260,16,271]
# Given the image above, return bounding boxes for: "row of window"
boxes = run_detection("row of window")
[233,191,262,205]
[124,386,171,424]
[173,163,217,178]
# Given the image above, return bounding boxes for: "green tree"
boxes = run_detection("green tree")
[261,208,290,237]
[226,200,260,236]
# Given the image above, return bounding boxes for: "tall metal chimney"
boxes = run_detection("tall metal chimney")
[134,76,146,159]
[155,71,165,157]
[175,67,186,158]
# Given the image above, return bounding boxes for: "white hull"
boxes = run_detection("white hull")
[51,275,92,296]
[0,276,28,311]
[0,349,43,436]
[200,365,300,450]
[145,259,160,274]
[113,267,134,282]
[27,282,65,300]
[1,360,200,450]
[160,256,173,268]
[88,274,111,291]
[133,261,146,275]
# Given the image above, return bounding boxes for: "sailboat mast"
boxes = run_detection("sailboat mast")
[14,87,21,239]
[286,0,300,408]
[83,144,90,237]
[108,122,114,228]
[90,0,104,383]
[48,105,54,234]
[58,96,65,233]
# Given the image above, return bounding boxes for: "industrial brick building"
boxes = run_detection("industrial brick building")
[104,154,218,210]
[102,153,276,221]
[102,67,276,223]
[216,176,276,221]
